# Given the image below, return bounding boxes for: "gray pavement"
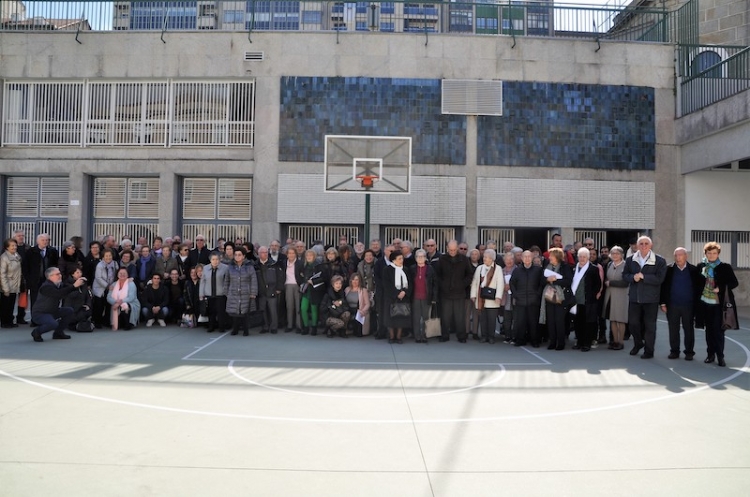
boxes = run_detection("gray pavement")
[1,312,749,496]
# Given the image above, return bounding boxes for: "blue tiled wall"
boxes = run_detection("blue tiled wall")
[478,82,656,170]
[279,77,467,164]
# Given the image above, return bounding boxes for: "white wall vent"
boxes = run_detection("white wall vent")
[442,79,503,116]
[244,51,265,61]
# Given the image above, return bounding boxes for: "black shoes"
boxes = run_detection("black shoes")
[52,332,71,340]
[230,330,239,336]
[685,353,694,361]
[301,328,309,335]
[704,355,715,364]
[718,358,726,367]
[629,345,643,356]
[31,330,43,342]
[641,353,654,359]
[439,337,449,343]
[259,329,268,334]
[668,352,680,359]
[270,329,278,334]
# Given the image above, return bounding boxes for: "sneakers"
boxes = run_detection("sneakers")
[146,319,155,327]
[157,319,166,327]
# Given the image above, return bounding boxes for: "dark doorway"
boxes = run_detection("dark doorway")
[515,228,551,250]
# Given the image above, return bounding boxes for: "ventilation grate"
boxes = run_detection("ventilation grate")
[442,79,503,116]
[244,51,265,61]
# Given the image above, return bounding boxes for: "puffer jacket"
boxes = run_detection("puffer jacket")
[224,261,258,316]
[0,251,23,294]
[622,251,667,304]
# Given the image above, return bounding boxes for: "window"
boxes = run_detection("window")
[223,10,244,24]
[302,10,322,24]
[691,50,723,78]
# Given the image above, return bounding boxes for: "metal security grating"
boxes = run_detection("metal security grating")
[575,230,607,250]
[287,225,360,248]
[479,228,515,247]
[690,230,737,267]
[383,226,456,252]
[442,79,503,116]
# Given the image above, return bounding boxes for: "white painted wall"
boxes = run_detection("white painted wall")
[684,170,750,245]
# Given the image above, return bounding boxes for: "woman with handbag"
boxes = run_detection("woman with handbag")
[696,242,739,367]
[383,250,413,344]
[409,249,438,344]
[543,248,574,351]
[0,238,23,328]
[470,249,505,344]
[602,246,629,350]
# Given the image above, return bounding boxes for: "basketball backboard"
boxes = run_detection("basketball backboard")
[324,135,411,194]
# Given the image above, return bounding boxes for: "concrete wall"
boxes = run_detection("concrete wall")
[0,31,677,250]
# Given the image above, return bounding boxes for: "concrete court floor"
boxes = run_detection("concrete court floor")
[1,311,749,497]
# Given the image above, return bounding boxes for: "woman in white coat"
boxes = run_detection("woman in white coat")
[470,249,505,344]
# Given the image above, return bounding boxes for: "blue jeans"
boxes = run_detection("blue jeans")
[32,307,74,336]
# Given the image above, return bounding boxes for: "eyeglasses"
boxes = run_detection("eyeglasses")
[458,247,468,251]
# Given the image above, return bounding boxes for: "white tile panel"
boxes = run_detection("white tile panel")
[278,175,465,225]
[477,178,655,229]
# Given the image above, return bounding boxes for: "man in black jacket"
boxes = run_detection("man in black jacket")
[140,274,169,327]
[622,236,667,359]
[63,268,93,331]
[436,241,474,343]
[30,267,85,342]
[256,246,284,334]
[186,235,211,272]
[24,233,60,317]
[660,247,702,360]
[509,250,546,347]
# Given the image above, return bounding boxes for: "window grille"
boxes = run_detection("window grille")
[383,226,456,251]
[479,228,515,247]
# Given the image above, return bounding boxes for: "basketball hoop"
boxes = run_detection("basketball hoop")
[356,174,379,190]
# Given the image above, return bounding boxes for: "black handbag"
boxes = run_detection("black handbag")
[389,302,411,317]
[722,288,739,330]
[480,286,497,300]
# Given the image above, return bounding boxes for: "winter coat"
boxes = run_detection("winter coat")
[255,259,284,298]
[0,251,23,294]
[622,251,667,304]
[93,260,119,298]
[106,280,141,327]
[509,264,545,307]
[199,263,229,299]
[154,255,179,279]
[435,253,474,300]
[24,245,59,291]
[224,261,258,316]
[58,251,84,279]
[695,262,739,329]
[470,263,505,310]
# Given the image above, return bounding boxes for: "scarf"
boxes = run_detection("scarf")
[394,266,408,290]
[572,262,589,295]
[701,257,721,279]
[701,257,721,304]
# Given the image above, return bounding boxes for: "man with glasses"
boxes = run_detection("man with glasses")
[30,267,86,342]
[423,239,440,266]
[186,235,211,272]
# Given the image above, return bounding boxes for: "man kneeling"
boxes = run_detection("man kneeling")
[140,273,169,327]
[31,267,86,342]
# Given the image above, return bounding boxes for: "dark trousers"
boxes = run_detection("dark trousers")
[17,293,26,323]
[0,292,17,326]
[32,307,74,336]
[502,308,513,336]
[628,302,659,355]
[478,307,499,340]
[142,306,169,320]
[92,295,110,327]
[69,307,92,329]
[547,303,568,349]
[207,296,227,331]
[513,303,540,345]
[412,298,431,341]
[231,315,248,333]
[574,305,597,347]
[376,289,387,338]
[667,305,695,355]
[441,298,466,340]
[259,294,278,331]
[703,303,725,359]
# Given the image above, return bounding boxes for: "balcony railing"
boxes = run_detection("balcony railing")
[0,0,677,42]
[679,46,750,116]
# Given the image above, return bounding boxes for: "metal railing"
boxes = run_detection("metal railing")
[0,1,675,43]
[679,46,750,116]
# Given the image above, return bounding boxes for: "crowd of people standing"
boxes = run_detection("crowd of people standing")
[0,230,740,366]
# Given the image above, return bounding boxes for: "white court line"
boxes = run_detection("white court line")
[185,358,541,366]
[520,346,552,365]
[228,361,508,399]
[181,332,229,360]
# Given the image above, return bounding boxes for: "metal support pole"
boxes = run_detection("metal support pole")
[364,193,371,245]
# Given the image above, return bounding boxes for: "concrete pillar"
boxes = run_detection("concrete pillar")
[159,171,177,237]
[67,170,85,240]
[252,74,280,245]
[464,116,478,246]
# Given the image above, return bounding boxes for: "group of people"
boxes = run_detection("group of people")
[0,230,740,367]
